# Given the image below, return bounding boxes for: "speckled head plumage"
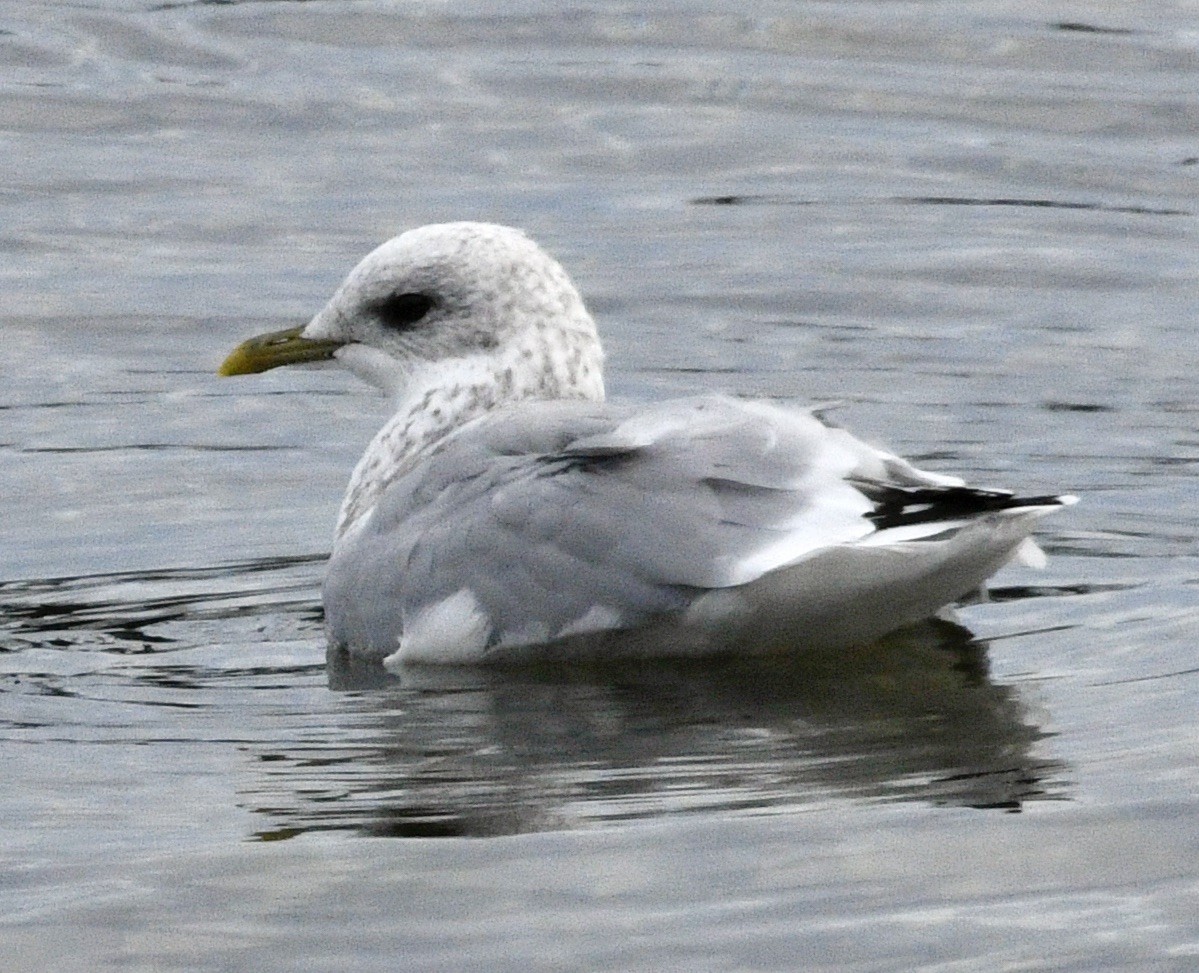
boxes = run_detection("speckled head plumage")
[300,221,605,401]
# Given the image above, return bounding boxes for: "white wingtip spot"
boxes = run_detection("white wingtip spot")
[386,589,492,667]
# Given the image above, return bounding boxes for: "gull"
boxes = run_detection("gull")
[219,222,1074,668]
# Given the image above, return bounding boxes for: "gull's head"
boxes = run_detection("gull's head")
[219,222,604,403]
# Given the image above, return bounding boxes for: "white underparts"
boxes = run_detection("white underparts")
[1013,537,1048,569]
[387,589,492,666]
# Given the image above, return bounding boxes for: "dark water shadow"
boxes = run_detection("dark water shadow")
[690,193,1189,217]
[0,555,326,656]
[244,619,1067,839]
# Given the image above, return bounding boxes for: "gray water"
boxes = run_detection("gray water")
[3,1,1198,969]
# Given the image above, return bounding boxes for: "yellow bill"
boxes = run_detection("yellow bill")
[218,326,344,377]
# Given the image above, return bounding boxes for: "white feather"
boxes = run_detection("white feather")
[388,590,492,666]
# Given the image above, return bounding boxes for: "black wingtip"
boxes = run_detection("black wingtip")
[864,485,1074,530]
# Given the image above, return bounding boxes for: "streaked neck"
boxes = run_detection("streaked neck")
[335,331,604,539]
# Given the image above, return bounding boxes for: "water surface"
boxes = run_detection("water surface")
[2,1,1197,969]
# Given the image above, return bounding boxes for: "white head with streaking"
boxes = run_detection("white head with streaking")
[220,221,1075,668]
[222,222,606,535]
[305,222,604,401]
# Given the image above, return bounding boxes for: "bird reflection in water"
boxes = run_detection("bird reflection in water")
[246,618,1065,839]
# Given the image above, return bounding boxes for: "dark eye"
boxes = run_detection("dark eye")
[374,292,435,330]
